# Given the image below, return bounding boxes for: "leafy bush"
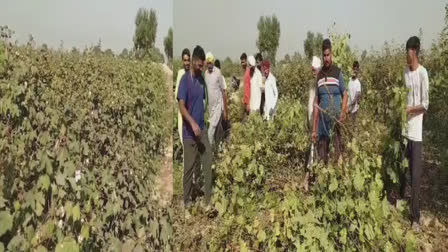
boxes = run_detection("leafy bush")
[425,5,448,168]
[209,100,411,251]
[0,44,172,251]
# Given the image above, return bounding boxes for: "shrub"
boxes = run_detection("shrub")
[0,45,172,251]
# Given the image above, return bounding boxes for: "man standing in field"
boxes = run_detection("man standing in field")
[248,55,263,115]
[205,52,228,147]
[308,56,321,130]
[175,48,191,145]
[400,36,429,232]
[312,39,348,164]
[177,46,212,215]
[256,53,266,115]
[347,61,362,122]
[214,59,231,139]
[261,60,278,121]
[305,56,321,185]
[241,53,251,114]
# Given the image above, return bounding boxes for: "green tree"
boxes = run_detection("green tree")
[361,50,367,61]
[164,27,173,64]
[133,8,158,51]
[92,39,102,55]
[256,15,281,65]
[303,31,323,60]
[71,46,79,55]
[104,48,114,57]
[120,48,129,58]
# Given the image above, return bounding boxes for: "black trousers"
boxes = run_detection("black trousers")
[399,140,422,223]
[317,125,343,165]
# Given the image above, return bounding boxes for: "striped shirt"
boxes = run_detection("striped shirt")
[316,65,346,137]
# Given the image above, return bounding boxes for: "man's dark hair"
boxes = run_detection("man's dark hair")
[181,48,190,58]
[192,45,205,61]
[255,53,263,62]
[353,61,360,69]
[322,39,332,52]
[406,36,421,55]
[214,59,221,69]
[240,53,247,60]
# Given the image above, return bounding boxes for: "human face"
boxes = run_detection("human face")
[182,54,190,71]
[263,66,269,78]
[207,61,214,73]
[352,67,359,78]
[241,59,247,70]
[192,58,204,76]
[323,49,332,68]
[256,60,262,70]
[406,49,416,66]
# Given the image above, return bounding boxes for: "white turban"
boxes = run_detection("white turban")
[248,55,256,67]
[312,56,321,70]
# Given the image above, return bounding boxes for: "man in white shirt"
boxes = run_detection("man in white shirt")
[347,61,362,122]
[304,56,321,189]
[248,55,262,114]
[205,52,227,146]
[308,56,321,129]
[400,36,429,232]
[175,48,191,145]
[214,59,230,139]
[261,60,278,121]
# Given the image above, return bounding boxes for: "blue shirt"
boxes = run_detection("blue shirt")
[316,67,345,138]
[177,72,206,139]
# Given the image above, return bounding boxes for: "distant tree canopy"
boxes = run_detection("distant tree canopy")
[133,8,158,51]
[104,48,114,57]
[164,27,173,64]
[92,39,102,55]
[256,15,280,66]
[120,48,130,58]
[303,31,323,61]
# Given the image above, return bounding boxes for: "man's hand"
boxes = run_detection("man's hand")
[312,130,317,143]
[223,111,228,121]
[246,104,250,113]
[406,107,415,115]
[191,121,201,137]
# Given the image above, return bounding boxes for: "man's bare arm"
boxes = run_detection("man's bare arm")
[179,100,200,136]
[407,105,426,115]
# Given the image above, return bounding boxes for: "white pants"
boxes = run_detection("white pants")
[208,107,223,146]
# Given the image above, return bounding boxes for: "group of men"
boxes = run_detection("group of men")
[174,46,280,215]
[240,53,279,120]
[307,37,428,231]
[175,36,429,230]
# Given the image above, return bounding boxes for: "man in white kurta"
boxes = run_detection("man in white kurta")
[261,60,278,121]
[248,55,262,115]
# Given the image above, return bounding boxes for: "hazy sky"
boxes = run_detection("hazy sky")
[174,0,446,61]
[0,0,172,54]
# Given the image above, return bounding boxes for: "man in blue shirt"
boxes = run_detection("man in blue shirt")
[177,45,212,212]
[312,39,348,164]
